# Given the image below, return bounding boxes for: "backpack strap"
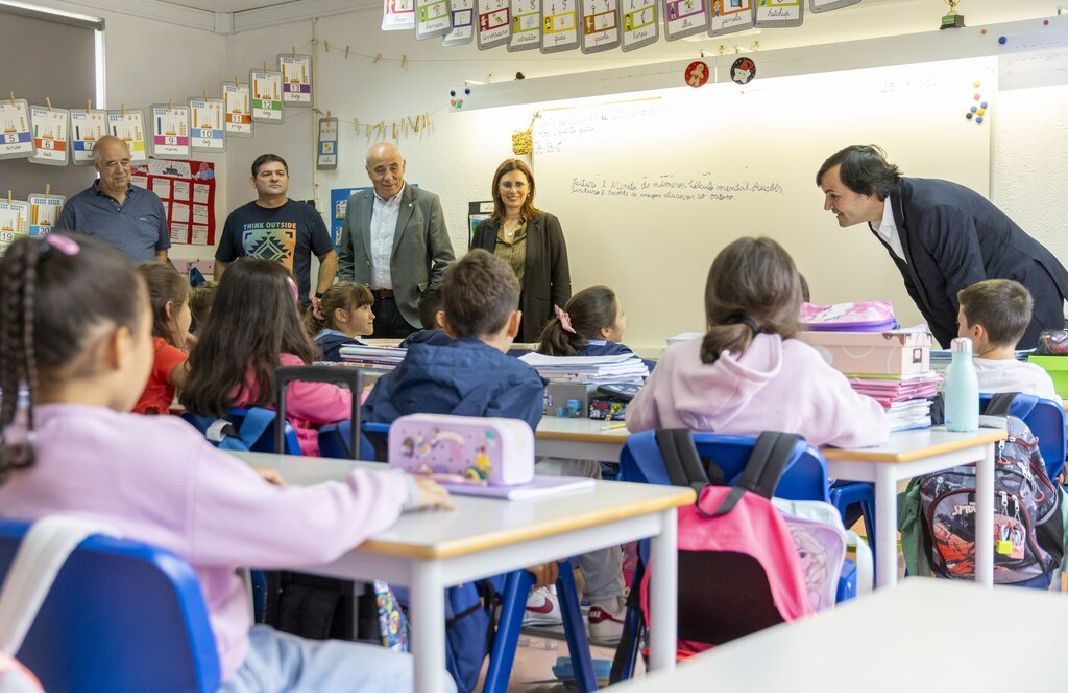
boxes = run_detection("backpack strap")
[983,392,1038,419]
[654,429,709,494]
[704,432,802,518]
[236,408,276,450]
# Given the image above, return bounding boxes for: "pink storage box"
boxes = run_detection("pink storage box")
[388,414,535,486]
[798,330,932,376]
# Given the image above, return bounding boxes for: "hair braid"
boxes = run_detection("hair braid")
[0,240,40,481]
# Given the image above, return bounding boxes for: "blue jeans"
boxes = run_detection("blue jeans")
[222,625,457,693]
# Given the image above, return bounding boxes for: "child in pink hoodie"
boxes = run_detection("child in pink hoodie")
[180,258,349,456]
[0,234,453,691]
[628,236,889,448]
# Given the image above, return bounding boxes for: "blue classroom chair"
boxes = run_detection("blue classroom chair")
[318,420,384,461]
[0,518,220,693]
[182,406,302,455]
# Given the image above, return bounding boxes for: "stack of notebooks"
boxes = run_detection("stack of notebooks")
[847,371,942,431]
[518,352,650,384]
[338,344,407,370]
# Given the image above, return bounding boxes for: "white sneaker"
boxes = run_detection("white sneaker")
[587,595,627,644]
[524,585,562,626]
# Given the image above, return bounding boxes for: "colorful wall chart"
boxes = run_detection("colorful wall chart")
[189,97,226,153]
[755,0,803,28]
[541,0,579,52]
[222,82,253,137]
[28,106,70,166]
[249,70,285,123]
[709,0,755,36]
[664,0,709,40]
[131,158,216,246]
[0,99,33,160]
[27,194,65,236]
[70,109,108,164]
[444,0,475,45]
[150,105,192,159]
[0,198,30,256]
[278,54,313,105]
[383,0,417,29]
[477,0,511,49]
[510,0,541,50]
[416,0,453,39]
[581,0,621,53]
[106,110,148,162]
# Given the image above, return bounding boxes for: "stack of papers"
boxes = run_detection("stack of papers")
[846,371,942,432]
[930,349,1035,372]
[338,344,407,370]
[518,352,650,384]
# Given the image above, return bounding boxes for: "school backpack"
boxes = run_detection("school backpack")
[919,393,1064,584]
[638,430,814,654]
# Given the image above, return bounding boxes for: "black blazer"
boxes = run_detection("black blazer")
[471,212,572,343]
[877,178,1068,348]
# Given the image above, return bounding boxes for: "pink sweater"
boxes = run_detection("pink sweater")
[0,404,410,682]
[231,353,353,456]
[628,334,889,448]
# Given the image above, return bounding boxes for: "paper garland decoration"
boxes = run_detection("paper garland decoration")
[150,104,192,159]
[27,194,65,236]
[249,70,285,123]
[509,0,541,50]
[416,0,453,39]
[755,0,803,28]
[189,97,226,153]
[621,0,658,51]
[580,0,621,53]
[278,54,313,105]
[106,110,148,162]
[541,0,580,52]
[222,82,254,137]
[28,106,70,166]
[0,99,33,160]
[443,0,476,45]
[709,0,755,36]
[665,0,709,41]
[70,109,108,165]
[477,0,511,49]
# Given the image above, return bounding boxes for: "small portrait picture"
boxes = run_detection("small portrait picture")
[731,56,756,85]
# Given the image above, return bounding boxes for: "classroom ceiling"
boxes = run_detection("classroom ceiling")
[166,0,296,11]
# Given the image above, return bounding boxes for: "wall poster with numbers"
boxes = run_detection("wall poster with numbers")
[509,0,540,51]
[0,98,33,160]
[278,54,313,105]
[70,109,108,164]
[540,0,579,53]
[131,158,216,247]
[222,82,254,137]
[28,105,70,166]
[580,0,620,53]
[189,97,226,153]
[621,0,657,51]
[150,104,192,159]
[106,110,148,162]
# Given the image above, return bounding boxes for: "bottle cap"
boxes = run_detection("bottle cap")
[951,337,973,354]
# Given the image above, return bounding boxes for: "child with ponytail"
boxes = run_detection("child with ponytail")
[537,285,633,357]
[305,281,375,362]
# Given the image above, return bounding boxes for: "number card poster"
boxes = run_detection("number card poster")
[509,0,540,50]
[278,54,313,106]
[150,104,192,159]
[28,106,70,165]
[541,0,579,52]
[189,97,226,153]
[580,0,620,53]
[0,99,33,160]
[27,194,65,236]
[709,0,755,36]
[107,110,148,162]
[250,70,285,123]
[0,198,30,257]
[131,158,216,246]
[70,110,108,164]
[621,0,657,50]
[222,82,253,137]
[443,0,475,45]
[383,0,416,29]
[477,0,510,49]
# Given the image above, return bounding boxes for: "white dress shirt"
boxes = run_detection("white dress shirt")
[369,184,404,289]
[870,195,906,263]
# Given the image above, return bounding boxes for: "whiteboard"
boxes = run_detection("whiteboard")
[529,57,995,349]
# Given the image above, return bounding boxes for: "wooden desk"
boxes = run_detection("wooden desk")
[232,451,693,693]
[611,579,1066,692]
[535,417,630,462]
[822,427,1006,589]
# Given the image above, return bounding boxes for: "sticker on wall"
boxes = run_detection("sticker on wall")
[106,110,148,162]
[580,0,621,53]
[809,0,859,11]
[664,0,709,41]
[0,99,33,160]
[509,0,541,50]
[621,0,657,51]
[189,97,226,153]
[150,104,191,159]
[0,198,30,257]
[541,0,579,53]
[70,109,108,165]
[755,0,803,28]
[477,0,511,49]
[28,106,69,166]
[685,60,710,87]
[383,0,417,29]
[443,0,476,45]
[222,82,253,138]
[708,0,755,36]
[27,193,65,236]
[416,0,453,38]
[249,70,285,123]
[730,56,756,84]
[317,116,339,170]
[278,54,313,105]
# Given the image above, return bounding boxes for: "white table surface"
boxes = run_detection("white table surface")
[612,578,1066,692]
[232,451,693,693]
[535,416,630,462]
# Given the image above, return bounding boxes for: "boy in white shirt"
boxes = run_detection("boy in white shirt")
[956,279,1059,400]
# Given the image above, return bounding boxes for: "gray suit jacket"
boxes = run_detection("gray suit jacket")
[337,185,455,328]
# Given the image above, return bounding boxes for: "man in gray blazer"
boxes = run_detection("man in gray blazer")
[338,142,456,337]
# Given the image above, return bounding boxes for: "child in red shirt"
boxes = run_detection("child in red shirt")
[132,264,193,414]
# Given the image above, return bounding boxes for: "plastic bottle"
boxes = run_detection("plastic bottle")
[565,399,582,418]
[943,337,979,432]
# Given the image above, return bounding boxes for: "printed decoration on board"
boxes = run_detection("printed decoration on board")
[621,0,658,51]
[133,158,217,247]
[249,70,285,123]
[665,0,709,41]
[278,54,313,105]
[540,0,580,52]
[222,82,254,137]
[331,187,370,245]
[106,110,148,162]
[709,0,755,36]
[0,198,30,257]
[730,55,757,84]
[28,106,70,166]
[0,99,33,160]
[755,0,803,27]
[477,0,511,49]
[189,97,226,153]
[443,0,476,45]
[70,109,108,164]
[580,0,621,53]
[27,194,65,236]
[416,0,453,39]
[685,60,710,87]
[809,0,859,12]
[317,116,339,170]
[509,0,541,51]
[150,104,192,159]
[383,0,417,29]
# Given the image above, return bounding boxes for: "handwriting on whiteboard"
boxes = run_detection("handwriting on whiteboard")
[570,174,783,201]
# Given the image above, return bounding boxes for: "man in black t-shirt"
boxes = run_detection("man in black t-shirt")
[216,154,337,306]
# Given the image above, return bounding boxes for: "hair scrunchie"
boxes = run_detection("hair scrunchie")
[553,304,576,334]
[725,314,760,335]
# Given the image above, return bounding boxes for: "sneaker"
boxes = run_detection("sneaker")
[524,586,562,626]
[587,595,626,644]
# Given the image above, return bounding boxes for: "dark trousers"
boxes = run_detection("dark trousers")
[371,297,417,339]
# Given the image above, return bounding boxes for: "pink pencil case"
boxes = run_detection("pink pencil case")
[800,300,897,332]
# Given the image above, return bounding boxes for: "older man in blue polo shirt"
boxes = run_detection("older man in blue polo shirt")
[58,135,169,262]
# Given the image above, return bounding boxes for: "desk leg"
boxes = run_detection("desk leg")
[411,561,447,693]
[648,507,678,672]
[874,465,898,589]
[975,442,995,587]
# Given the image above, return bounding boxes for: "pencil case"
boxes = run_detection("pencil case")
[799,300,897,332]
[388,414,535,486]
